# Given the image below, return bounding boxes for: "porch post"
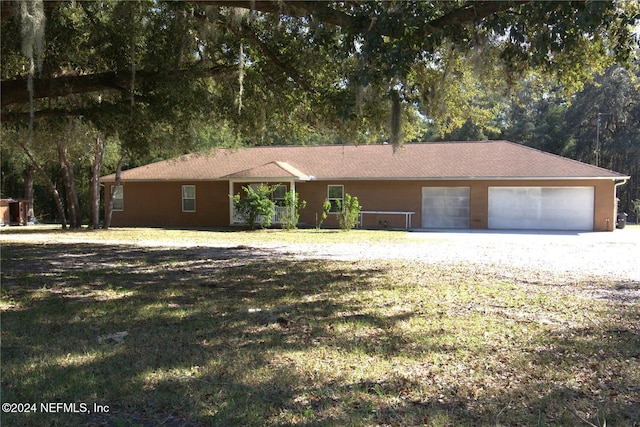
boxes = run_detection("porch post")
[290,180,296,223]
[228,180,234,225]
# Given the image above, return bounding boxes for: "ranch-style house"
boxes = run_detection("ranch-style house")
[100,140,629,231]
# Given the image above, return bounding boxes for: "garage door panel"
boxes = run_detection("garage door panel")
[488,187,594,231]
[422,187,470,228]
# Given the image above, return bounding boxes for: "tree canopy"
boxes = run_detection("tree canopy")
[2,0,639,147]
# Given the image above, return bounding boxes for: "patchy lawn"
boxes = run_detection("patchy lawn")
[1,235,639,426]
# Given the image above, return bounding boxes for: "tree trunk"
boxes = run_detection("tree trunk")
[103,155,125,230]
[20,143,67,229]
[90,134,105,229]
[23,164,35,221]
[57,140,82,228]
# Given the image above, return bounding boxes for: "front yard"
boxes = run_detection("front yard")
[1,228,638,426]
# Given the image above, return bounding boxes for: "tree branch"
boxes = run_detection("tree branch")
[240,23,316,93]
[426,1,528,34]
[1,107,99,123]
[2,72,121,108]
[191,1,357,28]
[195,0,528,38]
[1,65,235,108]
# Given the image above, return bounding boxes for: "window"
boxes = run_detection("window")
[327,185,344,213]
[272,185,287,206]
[182,185,196,212]
[249,183,287,206]
[112,185,123,211]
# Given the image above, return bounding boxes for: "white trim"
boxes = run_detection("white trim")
[112,185,124,211]
[327,184,344,214]
[306,176,631,181]
[182,185,196,212]
[100,175,629,184]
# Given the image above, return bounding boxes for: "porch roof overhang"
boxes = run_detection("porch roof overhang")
[222,161,312,182]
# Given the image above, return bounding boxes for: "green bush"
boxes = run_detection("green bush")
[317,199,332,229]
[281,190,307,230]
[337,193,361,231]
[232,184,276,230]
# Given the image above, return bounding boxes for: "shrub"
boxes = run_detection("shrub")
[281,190,307,230]
[317,199,332,229]
[232,184,276,230]
[337,193,361,231]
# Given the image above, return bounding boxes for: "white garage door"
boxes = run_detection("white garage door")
[488,187,594,230]
[422,187,470,228]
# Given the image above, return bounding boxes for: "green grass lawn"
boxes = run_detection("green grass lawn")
[0,225,417,246]
[1,231,638,426]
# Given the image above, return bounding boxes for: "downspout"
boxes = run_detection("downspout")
[613,178,630,230]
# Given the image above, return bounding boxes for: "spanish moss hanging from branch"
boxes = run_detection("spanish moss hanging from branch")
[390,90,403,150]
[238,43,244,115]
[18,0,45,139]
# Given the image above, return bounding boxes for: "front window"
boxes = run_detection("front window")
[112,185,123,211]
[272,185,287,206]
[327,185,344,213]
[248,183,287,206]
[182,185,196,212]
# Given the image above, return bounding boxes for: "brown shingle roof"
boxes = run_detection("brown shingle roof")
[100,140,628,182]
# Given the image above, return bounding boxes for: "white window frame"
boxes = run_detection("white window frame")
[327,185,344,213]
[272,184,287,207]
[112,185,124,211]
[182,185,196,212]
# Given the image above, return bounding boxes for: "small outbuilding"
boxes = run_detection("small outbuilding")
[100,140,630,231]
[0,198,29,226]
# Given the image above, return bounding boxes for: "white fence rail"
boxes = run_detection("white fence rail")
[231,206,289,226]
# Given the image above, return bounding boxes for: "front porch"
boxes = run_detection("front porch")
[231,205,290,226]
[226,159,313,227]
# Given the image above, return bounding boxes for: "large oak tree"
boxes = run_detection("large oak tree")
[2,0,638,146]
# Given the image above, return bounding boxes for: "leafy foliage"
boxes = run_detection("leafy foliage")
[317,199,332,229]
[280,190,307,231]
[2,1,638,145]
[337,193,361,231]
[232,184,276,230]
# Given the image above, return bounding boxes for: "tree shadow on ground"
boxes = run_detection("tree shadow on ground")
[1,242,638,426]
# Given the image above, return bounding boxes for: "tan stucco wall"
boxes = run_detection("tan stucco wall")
[105,178,619,231]
[105,181,229,227]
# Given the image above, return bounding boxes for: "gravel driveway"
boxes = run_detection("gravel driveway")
[3,227,638,300]
[280,229,637,276]
[255,228,638,289]
[256,229,638,303]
